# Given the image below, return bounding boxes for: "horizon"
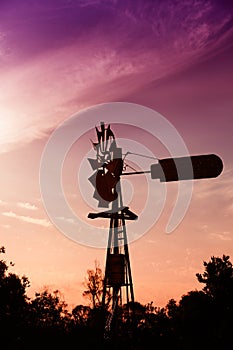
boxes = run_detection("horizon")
[0,0,233,310]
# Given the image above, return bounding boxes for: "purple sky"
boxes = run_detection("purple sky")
[1,0,233,150]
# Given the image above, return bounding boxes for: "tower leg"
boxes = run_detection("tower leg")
[102,212,135,339]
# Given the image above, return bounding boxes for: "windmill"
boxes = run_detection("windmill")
[87,121,223,339]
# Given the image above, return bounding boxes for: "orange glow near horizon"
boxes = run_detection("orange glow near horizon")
[0,0,233,311]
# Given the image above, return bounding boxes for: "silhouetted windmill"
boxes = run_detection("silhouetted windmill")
[88,122,223,339]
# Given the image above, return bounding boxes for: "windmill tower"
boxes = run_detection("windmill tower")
[88,122,137,337]
[87,121,223,339]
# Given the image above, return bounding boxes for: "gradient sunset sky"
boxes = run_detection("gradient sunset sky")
[0,0,233,309]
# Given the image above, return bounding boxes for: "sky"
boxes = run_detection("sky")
[0,0,233,309]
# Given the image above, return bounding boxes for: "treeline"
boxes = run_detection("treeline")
[1,246,233,349]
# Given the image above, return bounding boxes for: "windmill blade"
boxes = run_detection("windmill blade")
[97,198,110,208]
[88,172,97,187]
[150,154,223,182]
[88,158,100,170]
[88,172,110,208]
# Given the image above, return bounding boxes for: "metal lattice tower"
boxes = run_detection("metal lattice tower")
[88,122,137,337]
[101,190,136,337]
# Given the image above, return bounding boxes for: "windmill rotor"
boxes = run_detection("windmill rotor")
[88,122,123,208]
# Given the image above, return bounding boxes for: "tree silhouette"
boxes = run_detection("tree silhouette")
[177,290,214,348]
[72,304,91,327]
[82,260,104,309]
[196,254,233,300]
[0,246,74,349]
[29,289,70,329]
[163,255,233,349]
[24,289,71,348]
[0,246,30,348]
[196,254,233,347]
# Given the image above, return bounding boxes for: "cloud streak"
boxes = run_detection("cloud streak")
[17,202,38,210]
[2,211,51,227]
[209,231,233,241]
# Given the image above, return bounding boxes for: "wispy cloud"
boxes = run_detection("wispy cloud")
[17,201,38,210]
[2,211,51,227]
[194,168,233,202]
[1,224,10,229]
[209,231,233,241]
[227,203,233,214]
[0,0,232,153]
[56,216,78,225]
